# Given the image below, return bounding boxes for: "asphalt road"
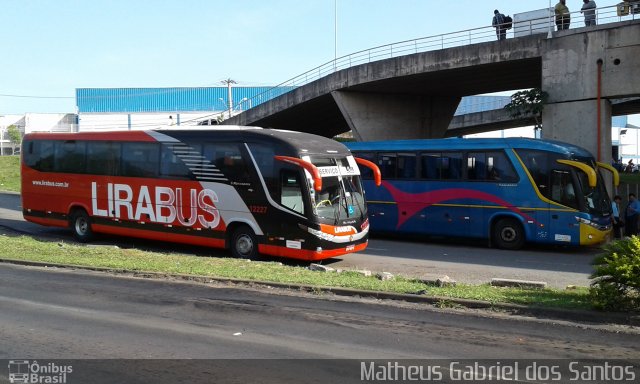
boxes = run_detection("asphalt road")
[0,264,638,383]
[0,192,599,288]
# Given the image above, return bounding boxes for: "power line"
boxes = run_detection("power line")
[0,93,74,99]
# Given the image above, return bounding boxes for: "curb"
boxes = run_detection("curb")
[0,190,20,196]
[1,257,638,327]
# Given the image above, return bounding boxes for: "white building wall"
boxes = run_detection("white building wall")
[24,113,76,133]
[78,112,226,131]
[0,114,25,155]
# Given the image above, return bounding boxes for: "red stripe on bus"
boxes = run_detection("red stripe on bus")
[93,224,226,248]
[259,242,367,261]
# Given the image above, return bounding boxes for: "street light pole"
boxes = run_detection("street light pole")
[221,78,236,119]
[334,0,337,71]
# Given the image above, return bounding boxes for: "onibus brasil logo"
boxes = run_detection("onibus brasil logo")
[8,360,72,384]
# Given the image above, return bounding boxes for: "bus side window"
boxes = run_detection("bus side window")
[379,153,397,179]
[516,149,551,198]
[486,151,519,182]
[354,152,375,180]
[207,144,250,182]
[280,169,304,215]
[87,141,121,176]
[54,140,86,174]
[122,143,159,178]
[443,152,463,180]
[397,153,417,179]
[246,143,278,201]
[160,144,190,179]
[420,153,440,179]
[32,141,54,172]
[467,152,486,180]
[23,140,37,169]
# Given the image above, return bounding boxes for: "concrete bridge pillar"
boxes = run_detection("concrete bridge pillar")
[332,91,461,141]
[541,24,640,164]
[542,99,612,164]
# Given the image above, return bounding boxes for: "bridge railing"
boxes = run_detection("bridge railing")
[222,5,638,118]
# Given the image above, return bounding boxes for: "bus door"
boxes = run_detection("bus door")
[547,168,581,244]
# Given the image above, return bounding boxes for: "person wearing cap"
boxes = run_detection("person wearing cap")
[492,9,506,40]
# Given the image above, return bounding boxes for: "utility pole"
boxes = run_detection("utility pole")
[221,78,236,119]
[334,0,337,71]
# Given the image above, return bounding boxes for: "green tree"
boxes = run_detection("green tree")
[504,89,549,135]
[6,125,22,153]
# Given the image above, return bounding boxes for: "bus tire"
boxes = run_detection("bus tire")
[230,226,259,259]
[493,218,524,250]
[70,209,95,243]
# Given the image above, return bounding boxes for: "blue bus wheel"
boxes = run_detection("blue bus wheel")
[493,218,524,250]
[231,226,259,260]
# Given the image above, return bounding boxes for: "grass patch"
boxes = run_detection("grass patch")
[0,156,20,193]
[0,235,594,310]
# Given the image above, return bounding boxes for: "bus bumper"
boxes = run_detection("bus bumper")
[579,222,611,245]
[259,241,368,261]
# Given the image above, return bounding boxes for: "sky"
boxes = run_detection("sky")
[0,0,633,117]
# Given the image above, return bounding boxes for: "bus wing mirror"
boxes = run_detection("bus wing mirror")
[274,155,322,191]
[355,157,382,187]
[596,162,620,187]
[556,159,597,188]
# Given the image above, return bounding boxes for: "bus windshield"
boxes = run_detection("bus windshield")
[577,167,612,216]
[308,157,366,224]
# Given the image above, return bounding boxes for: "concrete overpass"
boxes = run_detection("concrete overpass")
[227,18,640,163]
[447,97,640,137]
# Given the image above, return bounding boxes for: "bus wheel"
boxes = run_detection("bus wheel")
[493,218,524,250]
[70,209,94,243]
[231,226,258,259]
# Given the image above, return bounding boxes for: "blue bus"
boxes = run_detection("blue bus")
[346,138,618,249]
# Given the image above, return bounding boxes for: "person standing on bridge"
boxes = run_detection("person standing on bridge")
[555,0,571,30]
[492,10,507,40]
[581,0,597,26]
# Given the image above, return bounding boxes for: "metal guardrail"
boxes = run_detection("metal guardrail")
[195,5,638,123]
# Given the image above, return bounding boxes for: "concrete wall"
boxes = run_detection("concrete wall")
[541,22,640,163]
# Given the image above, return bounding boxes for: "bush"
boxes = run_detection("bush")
[590,237,640,311]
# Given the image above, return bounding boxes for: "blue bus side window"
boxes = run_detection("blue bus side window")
[467,152,486,180]
[420,153,440,179]
[398,153,417,179]
[442,153,463,180]
[355,152,375,179]
[379,153,397,179]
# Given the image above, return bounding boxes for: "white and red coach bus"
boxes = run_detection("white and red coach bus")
[21,127,381,261]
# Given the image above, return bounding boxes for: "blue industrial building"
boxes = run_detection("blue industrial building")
[76,86,294,113]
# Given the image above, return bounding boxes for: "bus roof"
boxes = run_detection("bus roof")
[24,127,352,156]
[345,138,594,159]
